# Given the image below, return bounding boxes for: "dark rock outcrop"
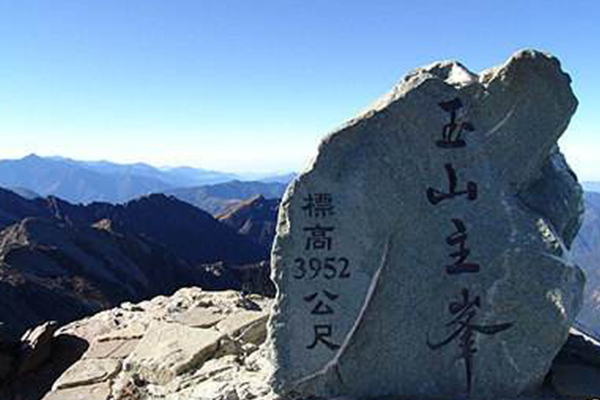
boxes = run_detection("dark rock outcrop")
[0,188,268,266]
[0,188,52,229]
[84,194,268,265]
[549,328,600,398]
[17,320,59,375]
[0,217,205,339]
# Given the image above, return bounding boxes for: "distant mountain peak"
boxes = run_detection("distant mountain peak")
[20,153,45,163]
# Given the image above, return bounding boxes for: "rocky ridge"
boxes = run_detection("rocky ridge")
[0,154,175,204]
[166,180,286,215]
[0,187,269,265]
[217,195,280,249]
[0,188,272,340]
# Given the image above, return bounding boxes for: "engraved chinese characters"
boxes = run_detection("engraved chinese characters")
[269,180,372,386]
[297,193,349,351]
[268,50,584,399]
[425,98,513,394]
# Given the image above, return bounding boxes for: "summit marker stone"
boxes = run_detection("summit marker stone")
[267,50,585,399]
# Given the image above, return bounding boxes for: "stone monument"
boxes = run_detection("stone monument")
[267,50,585,399]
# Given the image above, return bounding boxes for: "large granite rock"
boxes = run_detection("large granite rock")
[267,50,585,399]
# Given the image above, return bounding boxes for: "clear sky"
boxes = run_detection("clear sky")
[0,1,598,178]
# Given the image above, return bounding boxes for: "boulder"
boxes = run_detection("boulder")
[267,50,585,399]
[17,320,58,375]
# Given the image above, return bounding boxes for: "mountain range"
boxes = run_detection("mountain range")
[1,153,599,340]
[166,180,286,215]
[0,154,293,205]
[0,187,273,339]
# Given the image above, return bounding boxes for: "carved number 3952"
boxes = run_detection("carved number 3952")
[293,257,350,280]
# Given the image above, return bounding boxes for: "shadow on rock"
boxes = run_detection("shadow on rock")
[2,334,89,400]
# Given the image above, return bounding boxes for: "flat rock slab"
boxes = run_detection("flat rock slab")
[42,382,111,400]
[97,321,146,342]
[53,358,121,390]
[217,310,269,344]
[171,307,225,328]
[268,50,585,399]
[84,338,140,359]
[124,319,223,385]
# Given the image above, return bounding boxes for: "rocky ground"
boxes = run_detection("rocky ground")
[0,288,276,400]
[0,287,599,400]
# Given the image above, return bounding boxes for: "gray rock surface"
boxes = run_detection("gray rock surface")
[267,50,585,399]
[518,146,584,249]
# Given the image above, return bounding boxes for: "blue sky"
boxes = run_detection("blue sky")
[0,1,598,178]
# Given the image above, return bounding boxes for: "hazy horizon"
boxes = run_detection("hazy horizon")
[0,152,296,176]
[1,1,599,178]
